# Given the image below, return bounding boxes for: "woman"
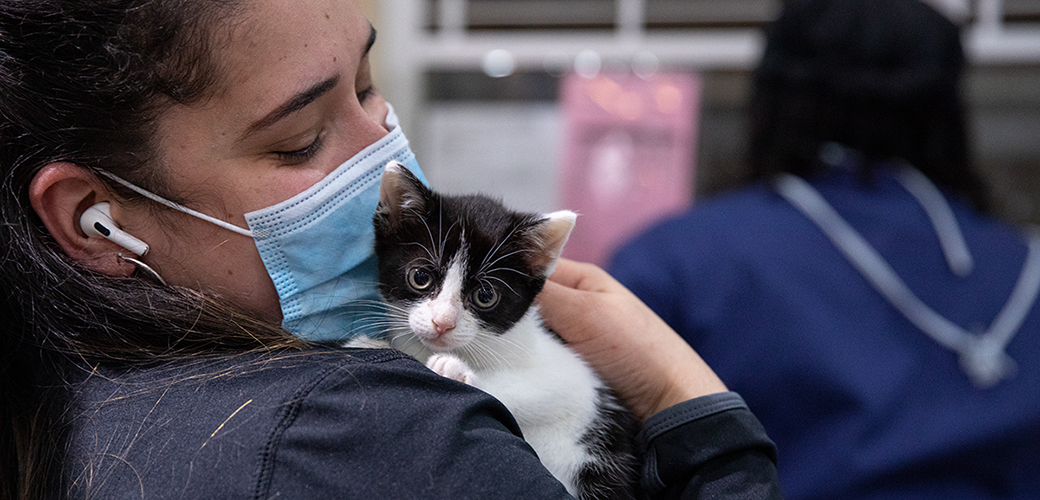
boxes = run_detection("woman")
[0,0,781,498]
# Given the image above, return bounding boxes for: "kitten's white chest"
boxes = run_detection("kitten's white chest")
[403,309,604,496]
[474,328,602,492]
[471,314,601,426]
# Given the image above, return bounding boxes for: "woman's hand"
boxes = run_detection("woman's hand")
[537,259,727,421]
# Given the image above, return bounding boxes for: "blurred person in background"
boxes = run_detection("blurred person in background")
[609,0,1040,498]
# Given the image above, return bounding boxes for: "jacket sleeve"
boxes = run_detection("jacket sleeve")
[258,350,575,499]
[638,392,784,500]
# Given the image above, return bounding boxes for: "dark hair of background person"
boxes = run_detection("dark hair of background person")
[0,1,310,498]
[747,0,991,212]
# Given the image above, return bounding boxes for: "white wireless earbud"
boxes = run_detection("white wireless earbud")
[79,202,150,257]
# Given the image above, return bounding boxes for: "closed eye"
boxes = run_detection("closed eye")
[357,86,376,103]
[272,134,325,164]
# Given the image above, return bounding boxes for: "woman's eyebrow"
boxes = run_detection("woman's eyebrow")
[243,75,340,138]
[240,25,375,140]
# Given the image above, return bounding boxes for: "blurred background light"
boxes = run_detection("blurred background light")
[574,50,602,79]
[482,49,516,78]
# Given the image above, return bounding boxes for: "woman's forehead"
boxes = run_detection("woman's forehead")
[209,0,370,96]
[193,0,371,127]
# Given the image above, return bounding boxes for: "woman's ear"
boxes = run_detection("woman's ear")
[29,162,136,276]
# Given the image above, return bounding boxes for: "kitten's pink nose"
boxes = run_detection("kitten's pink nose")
[432,318,456,336]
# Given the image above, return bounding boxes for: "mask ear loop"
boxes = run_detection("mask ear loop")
[96,170,255,238]
[118,252,168,287]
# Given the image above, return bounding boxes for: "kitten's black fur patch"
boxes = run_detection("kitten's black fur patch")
[576,388,641,500]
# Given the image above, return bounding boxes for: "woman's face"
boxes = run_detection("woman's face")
[122,0,388,322]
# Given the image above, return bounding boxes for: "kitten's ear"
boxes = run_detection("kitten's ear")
[528,210,577,277]
[375,161,428,228]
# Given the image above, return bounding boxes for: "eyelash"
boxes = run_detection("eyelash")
[357,86,375,103]
[272,88,376,163]
[274,134,324,163]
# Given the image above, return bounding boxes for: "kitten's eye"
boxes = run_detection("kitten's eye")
[407,267,434,291]
[470,286,500,310]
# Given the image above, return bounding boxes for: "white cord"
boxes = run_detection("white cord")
[97,170,254,238]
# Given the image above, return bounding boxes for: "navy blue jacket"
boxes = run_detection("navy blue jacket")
[63,347,780,499]
[610,167,1040,499]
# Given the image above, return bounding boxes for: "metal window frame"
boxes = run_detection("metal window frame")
[378,0,1040,134]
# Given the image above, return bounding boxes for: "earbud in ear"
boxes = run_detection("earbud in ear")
[79,202,150,257]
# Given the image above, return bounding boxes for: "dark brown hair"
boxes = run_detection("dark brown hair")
[748,0,989,211]
[0,1,308,497]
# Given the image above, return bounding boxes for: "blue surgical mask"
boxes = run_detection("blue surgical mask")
[100,103,427,342]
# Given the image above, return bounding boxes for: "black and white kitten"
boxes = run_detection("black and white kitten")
[368,163,639,500]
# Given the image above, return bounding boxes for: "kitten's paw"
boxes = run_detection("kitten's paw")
[427,354,477,385]
[342,335,391,349]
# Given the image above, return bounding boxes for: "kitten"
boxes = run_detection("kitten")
[369,163,639,500]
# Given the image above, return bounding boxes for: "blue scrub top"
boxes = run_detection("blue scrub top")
[609,167,1040,500]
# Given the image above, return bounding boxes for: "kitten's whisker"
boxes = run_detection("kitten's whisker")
[356,319,409,330]
[350,312,411,328]
[437,203,443,257]
[440,219,463,266]
[456,343,476,365]
[479,222,526,273]
[456,341,482,369]
[405,242,438,266]
[389,331,424,353]
[479,248,536,277]
[435,204,447,263]
[419,216,440,263]
[346,318,402,338]
[347,322,410,341]
[471,335,515,372]
[387,329,412,342]
[348,302,413,335]
[464,341,500,373]
[482,266,533,278]
[369,309,409,329]
[479,344,508,373]
[485,332,532,362]
[487,343,514,372]
[408,255,438,272]
[393,335,419,351]
[349,299,413,314]
[482,275,519,297]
